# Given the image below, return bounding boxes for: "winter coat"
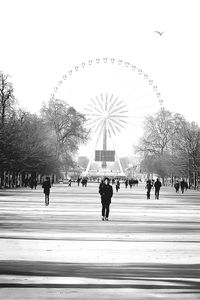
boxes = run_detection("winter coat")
[180,181,185,189]
[154,180,162,191]
[174,182,179,189]
[99,183,113,205]
[146,180,152,191]
[42,180,51,195]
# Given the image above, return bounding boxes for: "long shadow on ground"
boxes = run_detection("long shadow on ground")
[0,261,200,293]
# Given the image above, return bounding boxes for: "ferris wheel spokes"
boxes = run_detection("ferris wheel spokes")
[109,118,126,130]
[94,96,104,111]
[108,120,117,136]
[93,119,105,134]
[106,96,119,112]
[109,104,127,115]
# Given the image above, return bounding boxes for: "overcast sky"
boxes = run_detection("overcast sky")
[0,0,199,156]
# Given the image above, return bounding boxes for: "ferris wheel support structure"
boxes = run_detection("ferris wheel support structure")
[102,119,107,169]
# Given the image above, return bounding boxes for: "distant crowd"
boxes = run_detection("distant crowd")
[12,175,191,221]
[144,178,189,200]
[174,179,188,193]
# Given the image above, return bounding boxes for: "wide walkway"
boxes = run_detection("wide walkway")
[0,182,200,299]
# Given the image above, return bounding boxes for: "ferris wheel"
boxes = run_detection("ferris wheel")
[50,57,163,176]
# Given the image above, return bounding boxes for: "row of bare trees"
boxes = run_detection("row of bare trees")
[0,72,88,188]
[137,109,200,187]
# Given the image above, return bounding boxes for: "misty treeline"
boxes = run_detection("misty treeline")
[137,109,200,187]
[0,72,88,188]
[1,72,200,189]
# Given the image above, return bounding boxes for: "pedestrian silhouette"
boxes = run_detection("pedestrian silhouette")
[180,179,185,193]
[154,178,162,199]
[145,179,152,199]
[99,177,113,221]
[116,180,120,192]
[125,179,128,188]
[174,181,180,193]
[42,177,51,206]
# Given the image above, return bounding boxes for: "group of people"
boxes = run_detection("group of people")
[145,178,162,200]
[174,179,188,193]
[98,177,162,221]
[23,177,37,189]
[81,177,88,187]
[76,177,88,187]
[125,178,139,188]
[41,176,114,220]
[41,176,162,220]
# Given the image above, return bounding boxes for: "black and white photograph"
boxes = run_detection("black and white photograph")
[0,0,200,299]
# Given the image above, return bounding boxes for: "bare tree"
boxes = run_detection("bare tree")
[137,109,179,156]
[0,72,15,127]
[136,109,188,183]
[173,121,200,187]
[41,98,89,164]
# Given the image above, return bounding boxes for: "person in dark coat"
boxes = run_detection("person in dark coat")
[129,179,133,188]
[145,179,152,199]
[125,179,128,188]
[33,178,37,189]
[154,178,162,199]
[184,181,188,191]
[42,177,51,206]
[77,177,81,186]
[180,179,185,193]
[116,180,120,192]
[174,181,180,193]
[99,177,113,221]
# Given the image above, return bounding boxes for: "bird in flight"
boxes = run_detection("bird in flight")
[154,31,164,36]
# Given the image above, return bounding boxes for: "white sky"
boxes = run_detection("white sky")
[0,0,200,156]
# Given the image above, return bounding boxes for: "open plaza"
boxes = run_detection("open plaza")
[0,182,200,299]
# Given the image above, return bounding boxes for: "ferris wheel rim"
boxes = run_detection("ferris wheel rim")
[50,56,164,108]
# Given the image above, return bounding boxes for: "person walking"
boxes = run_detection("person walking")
[129,179,133,189]
[145,179,152,199]
[77,177,81,186]
[154,178,162,199]
[174,180,180,193]
[99,177,113,221]
[184,181,188,191]
[125,179,128,188]
[116,180,120,192]
[33,178,37,189]
[180,179,185,193]
[42,177,51,206]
